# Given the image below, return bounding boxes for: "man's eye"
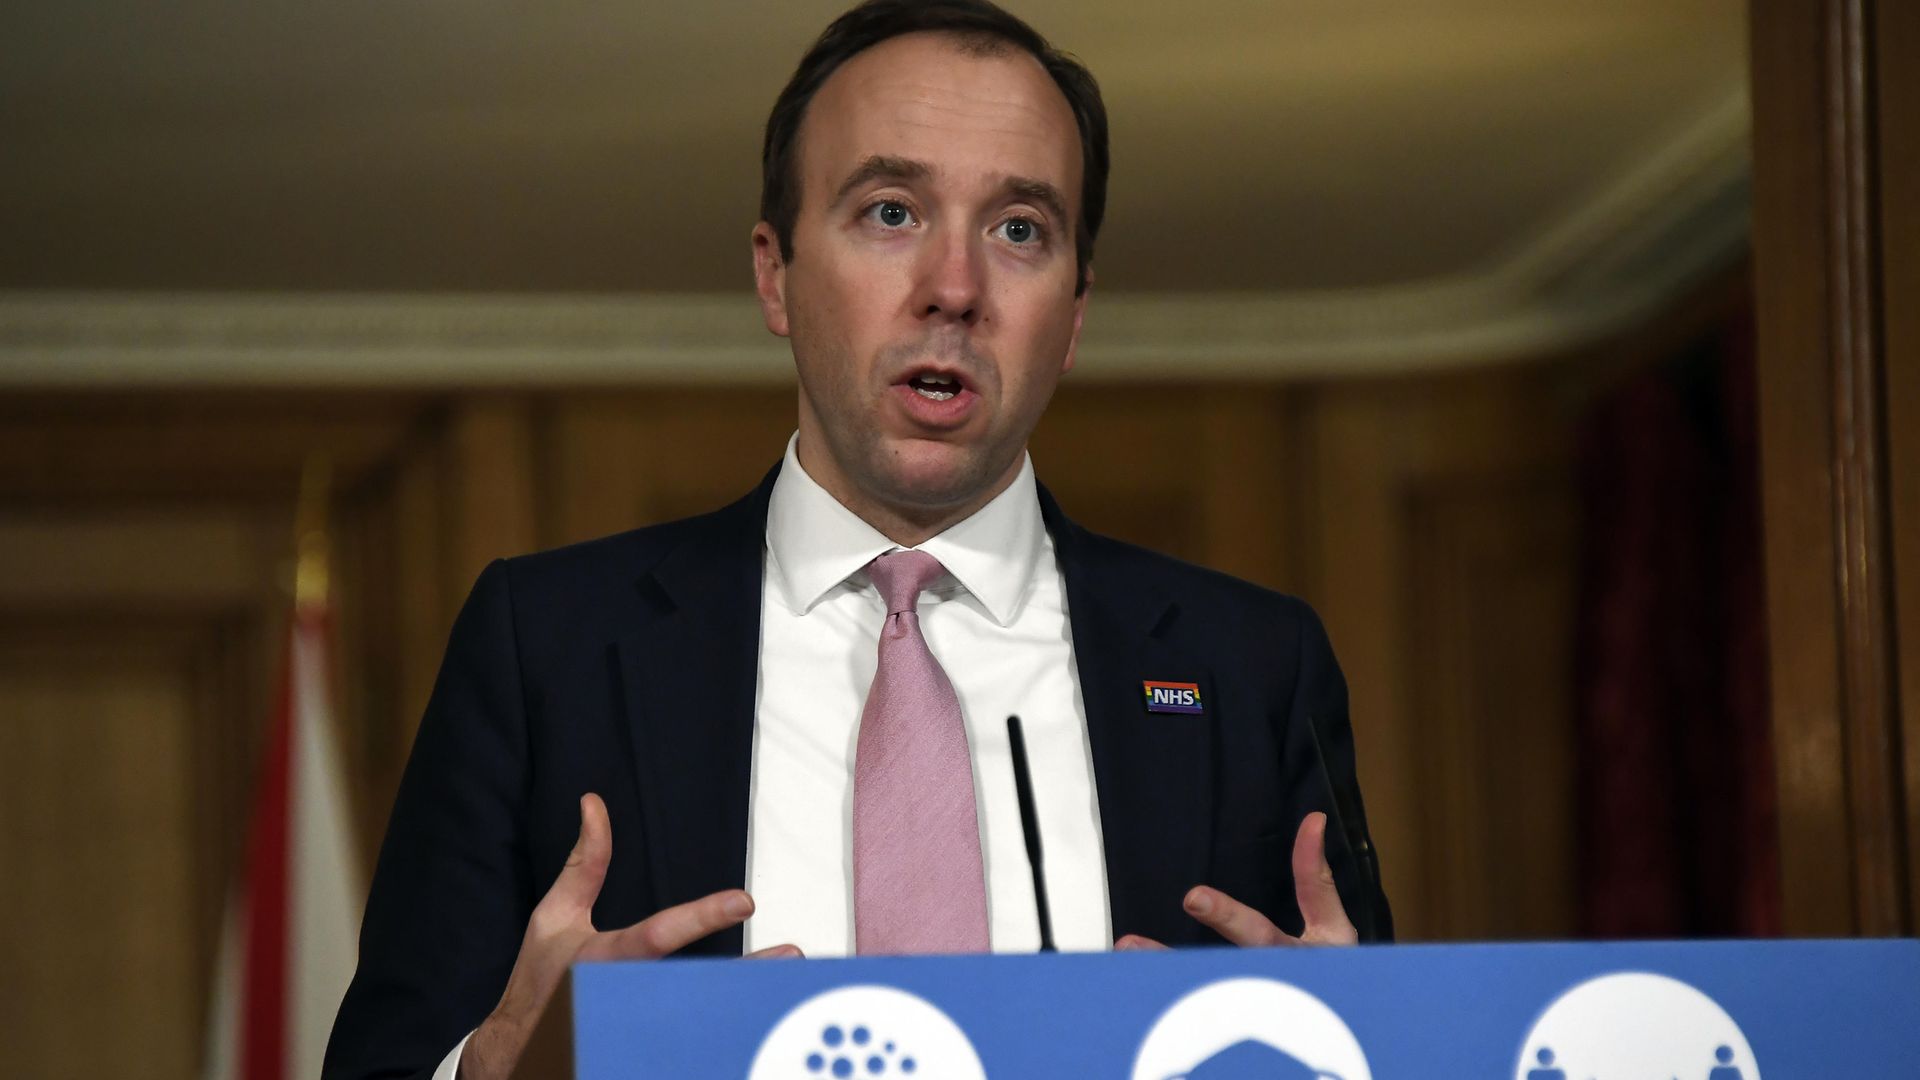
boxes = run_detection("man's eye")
[998,217,1041,245]
[869,201,914,228]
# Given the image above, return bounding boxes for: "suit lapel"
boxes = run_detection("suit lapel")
[1040,486,1216,945]
[612,471,1216,952]
[614,468,777,956]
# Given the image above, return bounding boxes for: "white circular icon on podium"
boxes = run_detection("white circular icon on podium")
[750,984,985,1080]
[1515,971,1760,1080]
[1132,977,1370,1080]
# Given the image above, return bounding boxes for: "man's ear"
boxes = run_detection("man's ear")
[1061,266,1093,375]
[752,222,791,338]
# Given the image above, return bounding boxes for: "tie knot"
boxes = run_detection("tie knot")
[865,549,946,615]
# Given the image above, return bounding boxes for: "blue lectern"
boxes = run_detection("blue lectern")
[546,940,1919,1078]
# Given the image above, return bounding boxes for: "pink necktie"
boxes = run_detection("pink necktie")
[852,550,990,954]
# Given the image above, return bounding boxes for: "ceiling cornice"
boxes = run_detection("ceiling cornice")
[0,92,1748,386]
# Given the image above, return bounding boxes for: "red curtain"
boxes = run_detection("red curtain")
[1573,302,1780,937]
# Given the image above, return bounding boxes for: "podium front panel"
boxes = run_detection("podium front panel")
[571,939,1919,1078]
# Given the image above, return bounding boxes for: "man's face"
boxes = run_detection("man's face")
[753,32,1089,523]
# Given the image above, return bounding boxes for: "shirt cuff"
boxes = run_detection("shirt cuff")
[432,1032,472,1080]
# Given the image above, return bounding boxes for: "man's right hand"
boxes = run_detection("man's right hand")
[457,793,800,1080]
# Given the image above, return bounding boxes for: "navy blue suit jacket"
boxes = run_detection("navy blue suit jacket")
[323,467,1390,1080]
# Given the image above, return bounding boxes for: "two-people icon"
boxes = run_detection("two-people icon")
[1525,1048,1566,1080]
[1707,1045,1745,1080]
[1520,1045,1566,1076]
[1526,1045,1746,1079]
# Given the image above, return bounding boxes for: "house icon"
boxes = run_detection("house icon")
[1164,1039,1346,1080]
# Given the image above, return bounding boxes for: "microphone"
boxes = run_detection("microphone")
[1005,715,1056,952]
[1305,712,1383,943]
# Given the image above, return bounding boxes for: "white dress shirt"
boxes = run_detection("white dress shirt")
[433,437,1110,1078]
[746,435,1111,956]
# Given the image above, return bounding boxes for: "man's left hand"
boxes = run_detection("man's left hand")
[1114,811,1358,950]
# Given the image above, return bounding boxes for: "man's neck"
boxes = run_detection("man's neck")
[793,440,1021,549]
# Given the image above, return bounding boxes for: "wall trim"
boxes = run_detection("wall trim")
[0,94,1749,386]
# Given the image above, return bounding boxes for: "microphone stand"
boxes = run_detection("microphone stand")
[1005,715,1057,952]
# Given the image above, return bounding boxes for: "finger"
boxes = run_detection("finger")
[537,793,612,921]
[1114,933,1169,951]
[587,889,755,961]
[1292,812,1358,945]
[746,943,805,960]
[1184,885,1289,947]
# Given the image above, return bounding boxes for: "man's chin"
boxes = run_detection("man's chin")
[869,439,1006,511]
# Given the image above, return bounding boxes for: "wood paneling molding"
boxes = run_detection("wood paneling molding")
[1750,0,1914,935]
[1873,0,1920,936]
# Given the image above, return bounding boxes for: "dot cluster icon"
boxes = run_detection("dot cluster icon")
[803,1023,917,1077]
[750,984,985,1080]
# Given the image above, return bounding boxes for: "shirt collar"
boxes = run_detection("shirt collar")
[764,433,1045,627]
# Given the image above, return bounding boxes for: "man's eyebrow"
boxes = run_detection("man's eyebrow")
[1004,176,1070,227]
[830,155,933,208]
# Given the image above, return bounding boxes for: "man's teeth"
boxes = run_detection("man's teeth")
[910,374,958,401]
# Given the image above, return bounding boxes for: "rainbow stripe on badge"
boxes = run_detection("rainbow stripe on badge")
[1143,680,1203,715]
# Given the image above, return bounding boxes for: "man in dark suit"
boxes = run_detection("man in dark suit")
[325,2,1390,1078]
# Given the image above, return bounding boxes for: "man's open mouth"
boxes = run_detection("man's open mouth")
[904,371,964,401]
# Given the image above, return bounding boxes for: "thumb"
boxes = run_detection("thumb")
[542,793,612,918]
[1292,812,1355,942]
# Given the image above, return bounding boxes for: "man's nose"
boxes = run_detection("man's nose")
[915,228,983,326]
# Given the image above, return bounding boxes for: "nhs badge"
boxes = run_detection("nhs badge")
[1144,680,1204,715]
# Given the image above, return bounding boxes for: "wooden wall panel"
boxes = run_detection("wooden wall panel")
[539,388,800,552]
[0,347,1671,1073]
[0,394,424,1078]
[0,392,426,502]
[1193,387,1297,594]
[540,396,658,546]
[1031,385,1218,565]
[337,444,436,851]
[1751,0,1915,935]
[1298,369,1576,941]
[336,398,548,840]
[0,611,262,1079]
[0,510,275,605]
[1406,478,1577,940]
[444,399,540,594]
[0,651,201,1079]
[1873,0,1920,935]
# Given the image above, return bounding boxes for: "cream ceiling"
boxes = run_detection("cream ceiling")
[0,0,1749,379]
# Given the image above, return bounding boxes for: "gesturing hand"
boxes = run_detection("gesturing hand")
[1114,811,1358,951]
[458,793,800,1080]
